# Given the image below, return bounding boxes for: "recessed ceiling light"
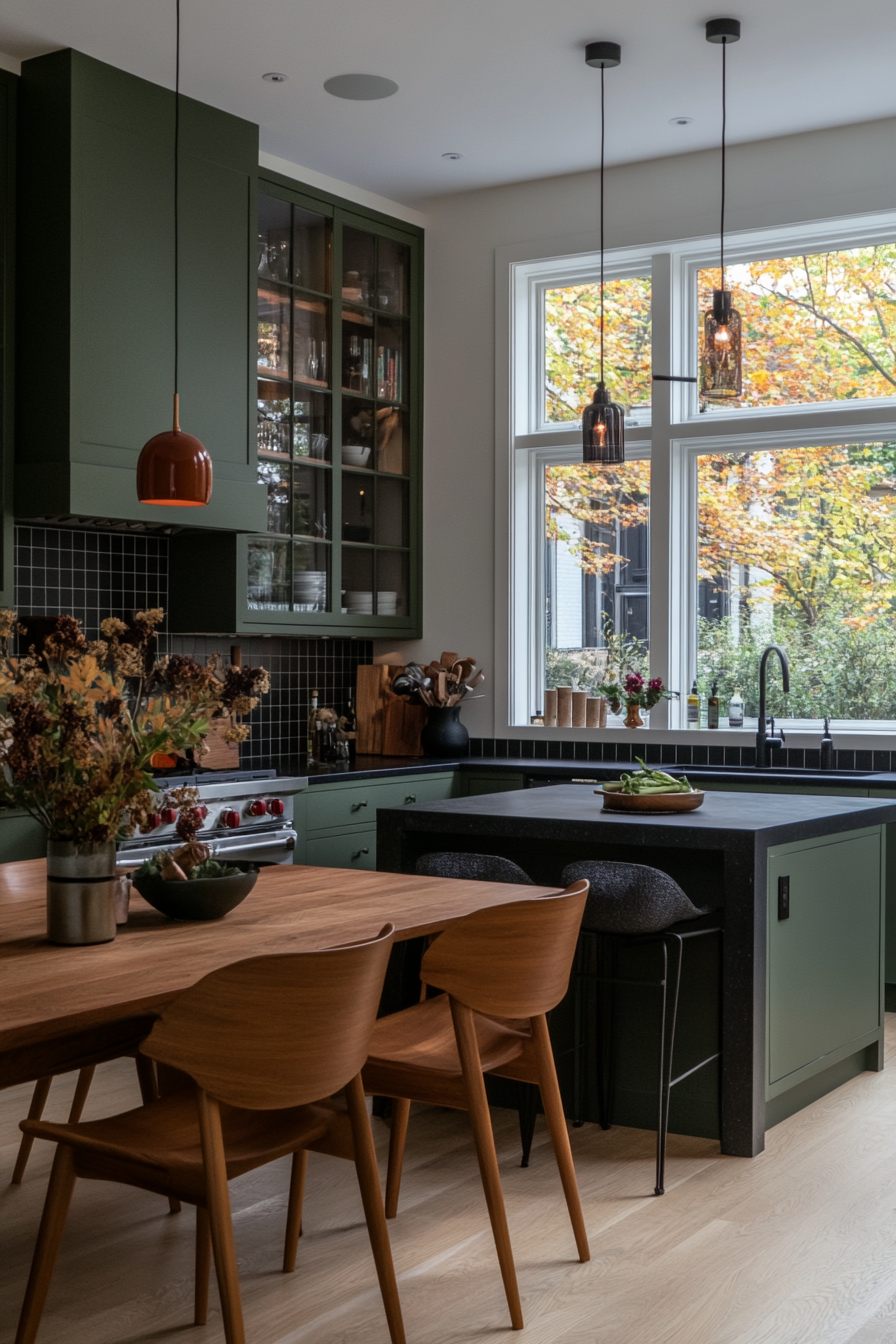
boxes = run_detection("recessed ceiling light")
[263,71,288,83]
[669,115,694,125]
[324,74,398,101]
[441,152,463,161]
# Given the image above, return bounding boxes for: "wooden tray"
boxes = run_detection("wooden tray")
[598,788,705,814]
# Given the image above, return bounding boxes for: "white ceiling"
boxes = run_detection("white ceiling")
[2,0,895,204]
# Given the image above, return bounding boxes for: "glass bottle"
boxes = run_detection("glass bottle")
[687,680,699,726]
[708,680,720,730]
[728,688,744,728]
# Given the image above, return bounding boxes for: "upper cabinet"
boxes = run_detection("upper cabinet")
[168,172,423,637]
[15,50,266,532]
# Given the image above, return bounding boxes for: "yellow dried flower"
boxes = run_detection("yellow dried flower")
[222,723,251,744]
[100,617,129,638]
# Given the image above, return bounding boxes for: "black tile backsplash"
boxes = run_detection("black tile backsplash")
[464,735,896,773]
[14,525,371,773]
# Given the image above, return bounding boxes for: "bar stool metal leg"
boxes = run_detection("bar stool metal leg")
[655,934,684,1196]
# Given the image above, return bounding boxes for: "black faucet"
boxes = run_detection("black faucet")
[756,644,791,768]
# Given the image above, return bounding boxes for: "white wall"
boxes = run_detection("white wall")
[374,117,896,737]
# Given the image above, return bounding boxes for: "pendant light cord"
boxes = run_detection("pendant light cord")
[173,0,181,426]
[599,63,607,389]
[720,36,727,293]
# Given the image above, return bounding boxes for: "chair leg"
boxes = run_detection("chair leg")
[385,1096,410,1219]
[195,1206,211,1326]
[14,1144,77,1344]
[345,1073,406,1344]
[11,1077,53,1185]
[450,998,523,1331]
[197,1091,245,1344]
[517,1083,538,1168]
[283,1149,307,1272]
[530,1014,590,1263]
[67,1066,96,1123]
[134,1055,181,1215]
[655,936,684,1197]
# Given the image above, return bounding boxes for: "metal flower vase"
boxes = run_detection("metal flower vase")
[421,705,470,758]
[46,840,118,945]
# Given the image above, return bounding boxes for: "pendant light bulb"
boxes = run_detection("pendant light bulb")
[700,18,743,403]
[582,42,625,465]
[137,0,213,506]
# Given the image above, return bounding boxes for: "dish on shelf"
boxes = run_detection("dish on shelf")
[598,787,705,814]
[342,445,372,467]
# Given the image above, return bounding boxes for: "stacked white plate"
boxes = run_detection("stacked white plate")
[342,445,371,468]
[377,590,399,615]
[294,570,327,609]
[344,590,373,613]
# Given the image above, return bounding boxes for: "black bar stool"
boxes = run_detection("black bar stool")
[561,860,723,1195]
[414,852,540,1164]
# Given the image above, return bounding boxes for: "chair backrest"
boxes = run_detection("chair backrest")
[561,860,705,935]
[420,881,588,1018]
[416,851,534,885]
[141,925,394,1110]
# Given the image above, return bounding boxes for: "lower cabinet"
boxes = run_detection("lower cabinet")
[0,810,47,863]
[294,771,458,869]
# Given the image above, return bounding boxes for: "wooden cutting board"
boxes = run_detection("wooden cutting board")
[356,664,426,756]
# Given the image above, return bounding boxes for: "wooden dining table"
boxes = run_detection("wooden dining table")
[0,859,553,1090]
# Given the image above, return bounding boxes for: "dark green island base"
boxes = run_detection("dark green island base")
[377,786,896,1158]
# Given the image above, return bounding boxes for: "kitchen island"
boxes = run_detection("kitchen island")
[377,785,896,1157]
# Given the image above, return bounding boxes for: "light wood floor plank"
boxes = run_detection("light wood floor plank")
[5,1023,896,1344]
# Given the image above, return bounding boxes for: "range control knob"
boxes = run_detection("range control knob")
[195,806,209,821]
[266,798,285,816]
[160,808,178,824]
[145,813,162,830]
[247,799,267,817]
[220,809,240,829]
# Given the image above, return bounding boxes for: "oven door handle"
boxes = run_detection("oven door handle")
[116,829,297,869]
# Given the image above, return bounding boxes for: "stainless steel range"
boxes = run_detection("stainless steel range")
[115,769,307,869]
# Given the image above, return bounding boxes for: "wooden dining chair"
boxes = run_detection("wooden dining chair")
[362,880,591,1331]
[15,925,405,1344]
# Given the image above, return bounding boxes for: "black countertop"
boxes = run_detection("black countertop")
[377,783,896,847]
[286,754,896,791]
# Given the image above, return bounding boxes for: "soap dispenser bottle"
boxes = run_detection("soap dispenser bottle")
[820,717,834,770]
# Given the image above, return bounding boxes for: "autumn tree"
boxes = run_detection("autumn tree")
[545,276,651,423]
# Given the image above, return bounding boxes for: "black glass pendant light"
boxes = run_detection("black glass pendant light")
[137,0,213,506]
[582,41,625,464]
[700,17,743,402]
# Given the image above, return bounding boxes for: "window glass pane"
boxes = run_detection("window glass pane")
[544,276,651,425]
[257,458,290,535]
[377,237,409,314]
[257,283,290,378]
[544,461,650,711]
[293,391,330,462]
[257,379,291,460]
[293,296,329,387]
[342,471,373,542]
[342,307,374,394]
[293,206,329,294]
[376,317,407,404]
[342,227,376,306]
[375,551,408,616]
[698,245,896,411]
[376,477,409,547]
[696,442,896,724]
[376,406,408,476]
[343,548,375,614]
[341,396,375,468]
[257,194,290,282]
[293,463,331,541]
[248,537,290,610]
[293,542,330,612]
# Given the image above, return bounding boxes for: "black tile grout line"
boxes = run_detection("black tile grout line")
[460,735,896,773]
[13,523,372,772]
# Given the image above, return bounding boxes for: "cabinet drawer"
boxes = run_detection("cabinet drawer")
[305,774,455,835]
[306,831,377,870]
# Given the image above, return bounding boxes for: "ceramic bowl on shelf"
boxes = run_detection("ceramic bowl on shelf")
[132,864,259,921]
[342,445,372,468]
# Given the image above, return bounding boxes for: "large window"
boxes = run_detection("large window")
[508,214,896,731]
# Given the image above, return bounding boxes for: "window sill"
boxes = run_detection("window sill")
[507,724,896,751]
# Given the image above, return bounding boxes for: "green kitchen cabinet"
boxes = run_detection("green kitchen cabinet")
[0,69,14,607]
[462,771,526,795]
[168,172,423,637]
[766,828,883,1106]
[15,49,265,532]
[0,808,47,863]
[293,772,456,869]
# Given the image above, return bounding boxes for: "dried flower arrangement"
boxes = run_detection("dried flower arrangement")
[0,609,269,845]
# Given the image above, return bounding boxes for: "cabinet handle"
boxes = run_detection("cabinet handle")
[404,794,417,803]
[351,800,369,812]
[351,847,370,860]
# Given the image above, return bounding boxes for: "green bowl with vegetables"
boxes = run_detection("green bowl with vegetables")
[598,759,704,813]
[131,854,259,922]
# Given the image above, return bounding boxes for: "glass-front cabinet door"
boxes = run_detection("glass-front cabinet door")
[244,181,421,635]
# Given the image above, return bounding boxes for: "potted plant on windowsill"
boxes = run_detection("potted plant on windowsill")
[597,672,677,729]
[0,609,269,945]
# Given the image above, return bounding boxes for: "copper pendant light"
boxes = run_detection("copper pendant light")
[700,18,743,403]
[582,42,625,464]
[137,0,212,506]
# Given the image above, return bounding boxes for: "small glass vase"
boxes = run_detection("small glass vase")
[46,839,117,945]
[624,703,644,730]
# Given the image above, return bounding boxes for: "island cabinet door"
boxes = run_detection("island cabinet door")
[767,829,883,1091]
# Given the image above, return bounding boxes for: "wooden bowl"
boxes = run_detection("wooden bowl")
[131,864,259,921]
[597,788,705,814]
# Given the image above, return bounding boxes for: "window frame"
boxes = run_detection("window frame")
[504,209,896,733]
